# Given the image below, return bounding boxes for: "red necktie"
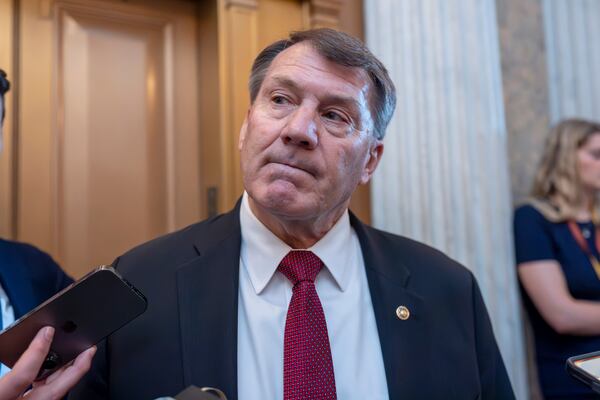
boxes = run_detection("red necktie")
[278,250,337,400]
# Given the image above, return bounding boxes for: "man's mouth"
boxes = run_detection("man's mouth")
[269,161,316,177]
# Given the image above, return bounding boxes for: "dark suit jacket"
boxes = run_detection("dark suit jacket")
[0,239,72,321]
[70,204,515,399]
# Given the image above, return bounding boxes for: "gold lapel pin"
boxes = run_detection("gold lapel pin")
[396,305,410,320]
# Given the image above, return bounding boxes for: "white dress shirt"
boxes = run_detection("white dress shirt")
[237,192,389,400]
[0,282,15,377]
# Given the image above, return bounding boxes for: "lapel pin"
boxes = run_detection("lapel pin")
[396,305,410,320]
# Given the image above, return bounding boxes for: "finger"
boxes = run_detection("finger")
[0,327,54,400]
[25,346,95,400]
[38,362,65,386]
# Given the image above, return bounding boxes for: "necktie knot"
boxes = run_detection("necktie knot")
[278,250,323,285]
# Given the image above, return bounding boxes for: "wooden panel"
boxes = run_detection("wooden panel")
[58,11,169,272]
[258,0,305,47]
[198,0,222,217]
[18,0,200,277]
[222,2,259,207]
[19,0,55,253]
[0,0,14,237]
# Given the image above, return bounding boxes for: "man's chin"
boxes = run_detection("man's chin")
[247,186,317,220]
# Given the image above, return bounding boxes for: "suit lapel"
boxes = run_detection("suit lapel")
[176,205,242,400]
[351,214,431,399]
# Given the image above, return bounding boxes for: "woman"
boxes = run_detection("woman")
[515,118,600,399]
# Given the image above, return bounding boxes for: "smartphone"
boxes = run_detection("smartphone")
[0,265,147,379]
[566,351,600,394]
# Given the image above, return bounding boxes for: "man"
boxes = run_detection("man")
[71,29,515,399]
[0,70,95,399]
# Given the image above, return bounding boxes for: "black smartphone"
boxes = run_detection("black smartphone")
[566,351,600,394]
[0,265,147,380]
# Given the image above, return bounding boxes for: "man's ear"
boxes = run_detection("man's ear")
[238,110,250,151]
[360,140,384,185]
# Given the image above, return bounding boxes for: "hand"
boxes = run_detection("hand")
[0,326,95,400]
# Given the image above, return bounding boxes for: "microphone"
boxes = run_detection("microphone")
[155,385,227,400]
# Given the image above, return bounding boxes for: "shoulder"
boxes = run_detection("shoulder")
[0,238,59,268]
[514,203,547,222]
[513,203,555,234]
[370,226,461,265]
[353,219,473,287]
[391,230,472,281]
[0,238,67,281]
[115,207,240,274]
[0,237,48,258]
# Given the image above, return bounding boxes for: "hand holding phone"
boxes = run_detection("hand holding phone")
[0,326,95,400]
[0,266,147,380]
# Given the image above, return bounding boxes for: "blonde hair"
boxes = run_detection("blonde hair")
[530,118,600,222]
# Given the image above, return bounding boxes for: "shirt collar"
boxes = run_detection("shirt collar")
[239,192,353,294]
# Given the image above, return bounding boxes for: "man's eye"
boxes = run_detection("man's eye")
[272,96,289,105]
[323,111,345,122]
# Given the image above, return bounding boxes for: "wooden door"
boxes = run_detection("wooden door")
[17,0,201,277]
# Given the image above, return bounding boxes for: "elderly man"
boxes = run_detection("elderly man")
[71,29,514,399]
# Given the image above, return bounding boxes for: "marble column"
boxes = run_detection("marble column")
[497,0,550,205]
[542,0,600,123]
[365,1,527,397]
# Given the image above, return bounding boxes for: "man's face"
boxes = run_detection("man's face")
[239,42,383,222]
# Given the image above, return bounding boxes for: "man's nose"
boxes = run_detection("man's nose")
[280,106,319,149]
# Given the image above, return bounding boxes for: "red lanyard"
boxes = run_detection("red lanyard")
[567,221,600,279]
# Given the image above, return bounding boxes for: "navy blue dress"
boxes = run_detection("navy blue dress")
[514,204,600,399]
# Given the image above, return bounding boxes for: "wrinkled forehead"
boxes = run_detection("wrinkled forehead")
[266,42,371,92]
[263,42,375,127]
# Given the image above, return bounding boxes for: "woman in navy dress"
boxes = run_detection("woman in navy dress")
[515,118,600,399]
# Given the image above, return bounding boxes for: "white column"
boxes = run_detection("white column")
[543,0,600,122]
[365,1,527,397]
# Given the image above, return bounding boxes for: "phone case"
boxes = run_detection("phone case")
[0,266,147,379]
[566,351,600,394]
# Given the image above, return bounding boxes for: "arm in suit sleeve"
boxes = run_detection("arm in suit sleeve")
[471,274,516,399]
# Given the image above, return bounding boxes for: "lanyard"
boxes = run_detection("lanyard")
[567,221,600,279]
